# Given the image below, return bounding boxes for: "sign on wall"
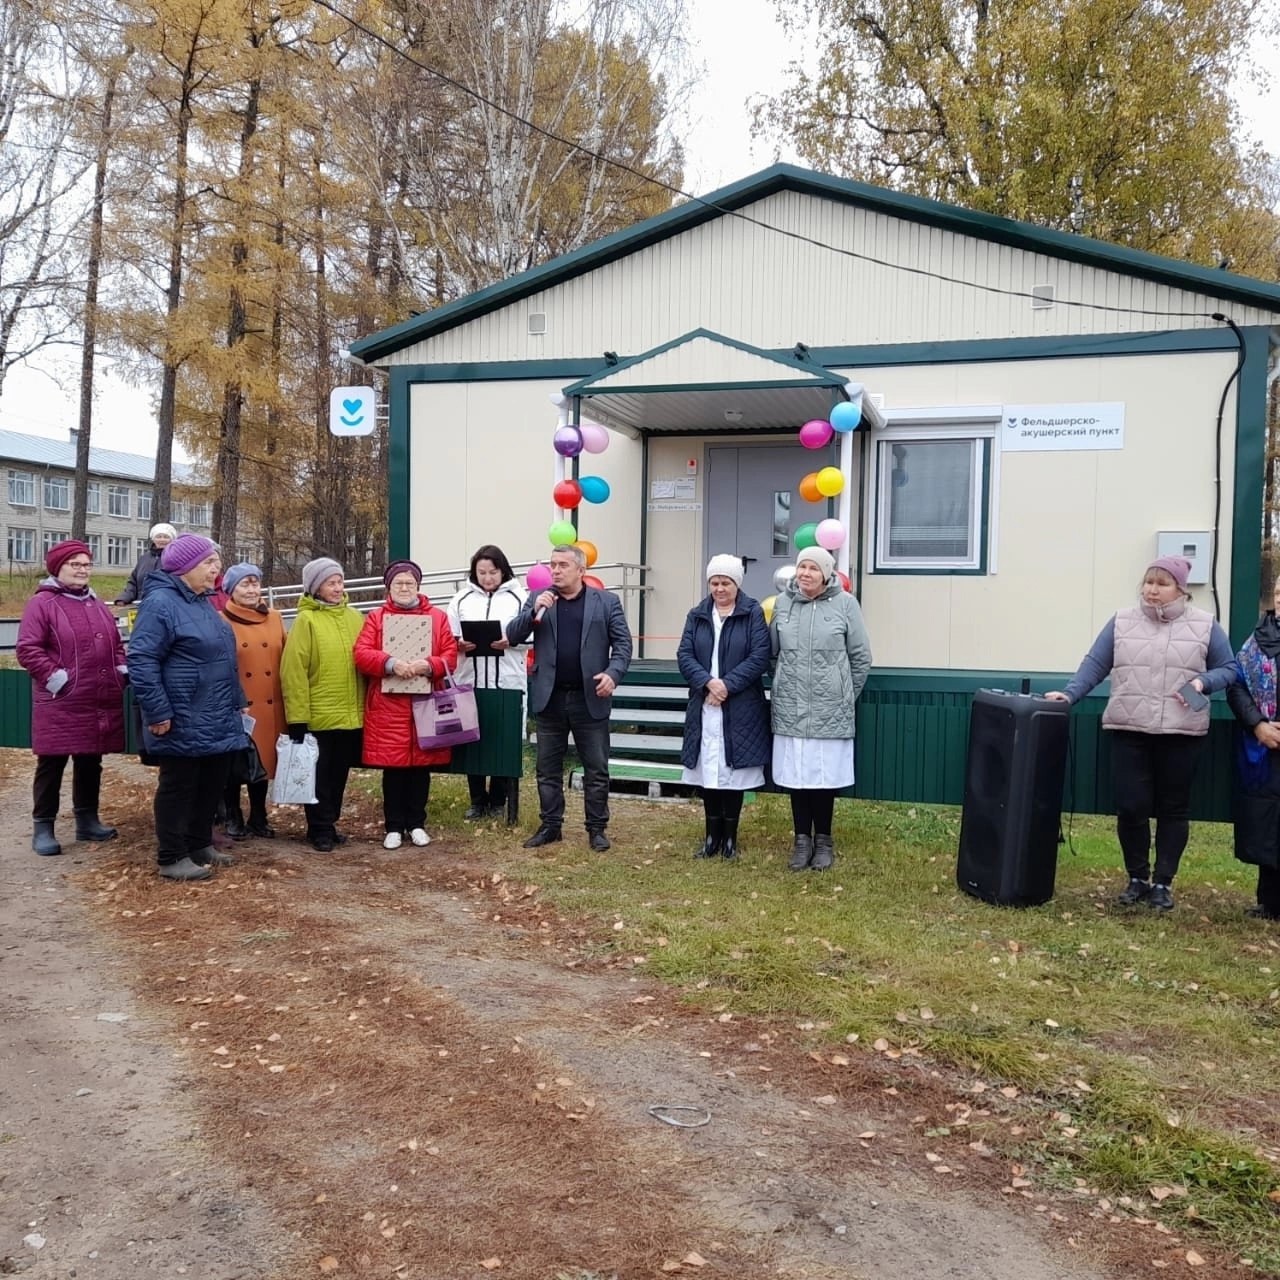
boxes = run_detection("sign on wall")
[329,386,376,437]
[1000,402,1125,452]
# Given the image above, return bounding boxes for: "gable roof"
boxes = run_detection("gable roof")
[350,163,1280,363]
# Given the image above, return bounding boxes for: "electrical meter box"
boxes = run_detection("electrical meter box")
[1155,532,1212,584]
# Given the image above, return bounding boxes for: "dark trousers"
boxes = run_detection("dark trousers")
[535,688,610,831]
[383,767,431,832]
[467,774,508,808]
[33,754,103,821]
[1258,864,1280,913]
[224,777,269,823]
[154,752,235,866]
[790,788,837,838]
[1111,730,1205,883]
[702,789,745,823]
[305,729,363,840]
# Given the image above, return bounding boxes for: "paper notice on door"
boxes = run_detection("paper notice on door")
[650,479,676,499]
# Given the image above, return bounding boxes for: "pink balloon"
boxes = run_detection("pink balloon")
[816,518,846,550]
[580,423,610,454]
[799,418,834,449]
[525,563,553,592]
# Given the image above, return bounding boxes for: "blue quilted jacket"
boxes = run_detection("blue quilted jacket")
[677,593,771,770]
[128,570,246,757]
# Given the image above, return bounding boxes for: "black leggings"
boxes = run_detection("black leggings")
[790,788,837,838]
[702,789,745,823]
[1111,730,1205,884]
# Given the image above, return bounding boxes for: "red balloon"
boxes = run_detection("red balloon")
[838,571,851,592]
[553,479,582,509]
[583,574,605,590]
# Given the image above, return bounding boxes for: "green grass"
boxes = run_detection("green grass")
[410,771,1280,1272]
[0,570,130,614]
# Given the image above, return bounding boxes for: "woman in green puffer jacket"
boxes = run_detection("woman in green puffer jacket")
[280,557,366,852]
[770,546,872,873]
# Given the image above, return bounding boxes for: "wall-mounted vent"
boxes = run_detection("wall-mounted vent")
[528,312,548,335]
[1030,284,1055,309]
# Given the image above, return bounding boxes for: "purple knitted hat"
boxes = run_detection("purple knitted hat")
[161,533,218,574]
[1147,555,1191,593]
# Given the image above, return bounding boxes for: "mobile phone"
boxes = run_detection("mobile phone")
[1178,682,1209,711]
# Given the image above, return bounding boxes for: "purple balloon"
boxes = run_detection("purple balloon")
[526,563,553,592]
[799,418,834,449]
[553,425,584,457]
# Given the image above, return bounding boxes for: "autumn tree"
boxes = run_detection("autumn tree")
[756,0,1280,271]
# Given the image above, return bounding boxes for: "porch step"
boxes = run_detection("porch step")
[570,755,695,800]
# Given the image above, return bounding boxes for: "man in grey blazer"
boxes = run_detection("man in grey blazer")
[507,544,633,850]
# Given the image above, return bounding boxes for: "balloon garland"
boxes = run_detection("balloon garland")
[790,400,856,590]
[537,412,611,595]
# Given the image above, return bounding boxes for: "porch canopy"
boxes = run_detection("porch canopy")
[560,328,884,434]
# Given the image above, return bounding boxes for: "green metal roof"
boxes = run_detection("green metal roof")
[350,163,1280,363]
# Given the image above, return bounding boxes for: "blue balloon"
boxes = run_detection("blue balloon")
[830,400,862,433]
[579,475,611,504]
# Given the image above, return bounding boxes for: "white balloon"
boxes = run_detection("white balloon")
[773,564,797,593]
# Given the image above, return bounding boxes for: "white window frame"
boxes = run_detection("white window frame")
[137,488,152,521]
[7,526,36,562]
[172,498,188,525]
[8,470,35,507]
[867,408,1000,575]
[86,481,101,515]
[107,484,131,518]
[42,529,70,554]
[86,533,101,560]
[106,534,132,567]
[189,501,210,528]
[42,474,70,511]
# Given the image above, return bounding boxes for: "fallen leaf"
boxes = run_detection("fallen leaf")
[682,1253,707,1267]
[872,1038,890,1052]
[313,1193,327,1204]
[919,1007,936,1021]
[1045,1019,1060,1028]
[479,1259,502,1271]
[1185,1251,1205,1266]
[1268,1189,1280,1203]
[660,1262,682,1273]
[1149,1185,1188,1202]
[318,1258,339,1274]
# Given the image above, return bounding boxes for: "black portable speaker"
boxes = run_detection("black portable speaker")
[956,689,1070,907]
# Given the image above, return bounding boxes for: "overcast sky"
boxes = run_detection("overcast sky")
[3,0,1277,458]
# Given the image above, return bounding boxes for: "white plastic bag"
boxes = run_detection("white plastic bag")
[272,732,319,805]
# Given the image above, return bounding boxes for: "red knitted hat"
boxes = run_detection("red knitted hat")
[46,539,92,577]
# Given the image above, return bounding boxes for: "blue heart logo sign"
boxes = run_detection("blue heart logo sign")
[329,386,376,437]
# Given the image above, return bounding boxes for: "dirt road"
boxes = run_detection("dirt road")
[0,756,1169,1279]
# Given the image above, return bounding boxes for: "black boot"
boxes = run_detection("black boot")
[788,834,813,871]
[810,833,835,871]
[223,801,249,841]
[696,816,724,859]
[32,820,62,856]
[246,786,275,838]
[74,810,117,842]
[720,817,740,861]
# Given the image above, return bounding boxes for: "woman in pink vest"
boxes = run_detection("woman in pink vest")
[1047,556,1235,911]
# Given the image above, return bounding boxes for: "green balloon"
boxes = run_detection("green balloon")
[794,522,818,550]
[548,519,577,545]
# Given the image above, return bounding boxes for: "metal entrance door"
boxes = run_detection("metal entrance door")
[705,445,838,602]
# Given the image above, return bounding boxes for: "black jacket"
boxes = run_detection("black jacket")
[677,592,771,771]
[115,542,163,605]
[1226,612,1280,869]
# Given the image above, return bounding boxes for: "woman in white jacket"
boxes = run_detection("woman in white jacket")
[447,544,528,819]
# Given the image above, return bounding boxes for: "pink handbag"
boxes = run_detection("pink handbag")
[411,677,480,749]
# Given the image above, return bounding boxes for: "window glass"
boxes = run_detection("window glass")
[877,437,984,570]
[107,534,132,566]
[8,471,35,506]
[772,491,791,557]
[107,485,131,518]
[86,482,101,515]
[7,527,35,561]
[43,476,70,510]
[137,489,152,521]
[42,529,70,553]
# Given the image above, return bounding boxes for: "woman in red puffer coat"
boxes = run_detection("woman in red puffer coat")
[353,560,457,850]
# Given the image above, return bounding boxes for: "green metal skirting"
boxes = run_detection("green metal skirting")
[1,664,1236,821]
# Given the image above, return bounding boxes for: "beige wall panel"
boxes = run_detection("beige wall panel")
[835,349,1238,671]
[408,381,643,627]
[384,191,1274,367]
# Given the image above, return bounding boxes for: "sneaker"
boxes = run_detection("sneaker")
[159,857,213,881]
[1147,883,1175,912]
[383,831,403,850]
[409,828,431,847]
[1116,877,1151,905]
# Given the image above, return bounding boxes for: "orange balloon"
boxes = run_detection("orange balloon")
[574,539,598,567]
[583,574,605,590]
[798,472,822,503]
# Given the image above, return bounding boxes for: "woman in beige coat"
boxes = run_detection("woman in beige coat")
[221,563,287,838]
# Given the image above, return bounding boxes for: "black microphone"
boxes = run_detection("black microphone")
[534,589,559,622]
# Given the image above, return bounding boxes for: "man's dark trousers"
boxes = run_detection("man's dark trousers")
[536,687,610,832]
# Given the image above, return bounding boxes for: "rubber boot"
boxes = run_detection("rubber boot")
[32,820,62,856]
[74,810,118,842]
[720,817,740,861]
[696,816,724,859]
